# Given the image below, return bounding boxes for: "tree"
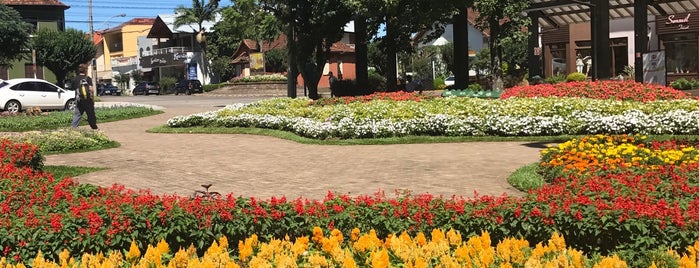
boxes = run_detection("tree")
[260,0,353,99]
[32,28,96,84]
[208,0,281,81]
[114,73,130,89]
[438,43,454,76]
[367,40,386,76]
[0,5,32,67]
[356,0,459,91]
[174,0,220,84]
[264,48,287,73]
[472,0,530,89]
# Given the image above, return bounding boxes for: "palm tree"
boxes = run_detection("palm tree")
[174,0,220,84]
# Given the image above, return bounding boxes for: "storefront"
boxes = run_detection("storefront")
[541,18,635,78]
[657,12,699,84]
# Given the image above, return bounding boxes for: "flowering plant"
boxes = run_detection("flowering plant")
[501,80,689,102]
[1,136,699,266]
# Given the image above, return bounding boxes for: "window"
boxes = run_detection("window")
[663,33,698,74]
[24,64,44,79]
[549,43,567,76]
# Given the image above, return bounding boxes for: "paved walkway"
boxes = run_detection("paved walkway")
[44,97,545,201]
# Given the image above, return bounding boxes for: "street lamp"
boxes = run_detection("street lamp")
[100,13,127,30]
[88,12,127,86]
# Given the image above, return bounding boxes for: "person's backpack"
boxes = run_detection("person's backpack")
[78,78,92,100]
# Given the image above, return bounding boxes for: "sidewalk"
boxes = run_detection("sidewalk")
[44,100,545,201]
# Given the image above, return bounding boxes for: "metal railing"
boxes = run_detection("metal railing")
[142,46,191,56]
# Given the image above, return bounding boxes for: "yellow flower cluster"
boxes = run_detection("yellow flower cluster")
[541,134,699,173]
[4,228,699,268]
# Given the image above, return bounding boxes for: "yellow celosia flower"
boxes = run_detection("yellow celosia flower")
[126,240,141,263]
[371,249,389,268]
[331,228,344,244]
[446,229,462,246]
[415,232,427,246]
[308,252,330,267]
[593,254,627,268]
[350,228,361,242]
[168,248,189,268]
[157,239,169,256]
[312,226,324,244]
[291,236,309,256]
[273,253,298,268]
[342,249,358,268]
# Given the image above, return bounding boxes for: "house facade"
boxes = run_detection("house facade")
[96,18,155,83]
[138,14,219,85]
[0,0,68,81]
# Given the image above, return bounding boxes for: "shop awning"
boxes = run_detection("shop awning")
[528,0,699,28]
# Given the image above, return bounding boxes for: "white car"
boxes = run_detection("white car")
[444,76,455,86]
[0,78,77,113]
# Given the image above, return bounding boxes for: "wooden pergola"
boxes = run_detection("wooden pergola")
[525,0,699,82]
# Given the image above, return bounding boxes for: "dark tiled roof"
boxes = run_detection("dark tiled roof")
[3,0,68,7]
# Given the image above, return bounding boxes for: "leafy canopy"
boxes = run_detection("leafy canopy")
[32,28,96,84]
[0,5,32,66]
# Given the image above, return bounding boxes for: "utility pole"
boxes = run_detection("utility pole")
[89,0,96,86]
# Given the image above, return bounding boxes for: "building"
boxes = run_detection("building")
[528,0,699,85]
[230,22,356,89]
[0,0,68,81]
[96,18,155,84]
[139,14,220,85]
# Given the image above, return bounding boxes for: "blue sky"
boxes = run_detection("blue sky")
[62,0,196,32]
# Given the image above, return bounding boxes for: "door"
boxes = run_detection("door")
[36,80,66,109]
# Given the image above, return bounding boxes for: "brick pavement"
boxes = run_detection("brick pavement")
[44,95,546,201]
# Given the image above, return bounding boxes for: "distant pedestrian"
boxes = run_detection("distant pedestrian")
[71,64,99,130]
[328,71,337,97]
[405,75,419,92]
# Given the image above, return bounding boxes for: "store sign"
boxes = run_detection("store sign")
[643,51,666,86]
[666,14,691,30]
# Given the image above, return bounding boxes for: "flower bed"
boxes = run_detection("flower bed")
[166,94,699,139]
[1,136,699,266]
[10,229,699,267]
[501,80,690,102]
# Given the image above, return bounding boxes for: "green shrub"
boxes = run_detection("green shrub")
[203,83,226,92]
[691,79,699,89]
[671,78,692,90]
[367,71,386,92]
[467,83,483,91]
[230,74,287,83]
[545,74,566,84]
[433,77,445,89]
[159,77,177,94]
[566,72,587,82]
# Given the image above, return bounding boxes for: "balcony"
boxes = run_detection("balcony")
[142,46,191,57]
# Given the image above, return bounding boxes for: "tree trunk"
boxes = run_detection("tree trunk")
[354,15,369,94]
[287,23,298,98]
[385,19,398,92]
[453,8,469,89]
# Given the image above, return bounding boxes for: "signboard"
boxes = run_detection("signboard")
[187,63,198,80]
[249,52,265,73]
[643,51,666,86]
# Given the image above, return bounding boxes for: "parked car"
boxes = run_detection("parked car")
[0,78,76,113]
[98,83,121,96]
[132,81,160,95]
[174,79,203,95]
[444,76,455,86]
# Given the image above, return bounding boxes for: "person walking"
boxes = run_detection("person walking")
[328,71,337,97]
[71,64,99,130]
